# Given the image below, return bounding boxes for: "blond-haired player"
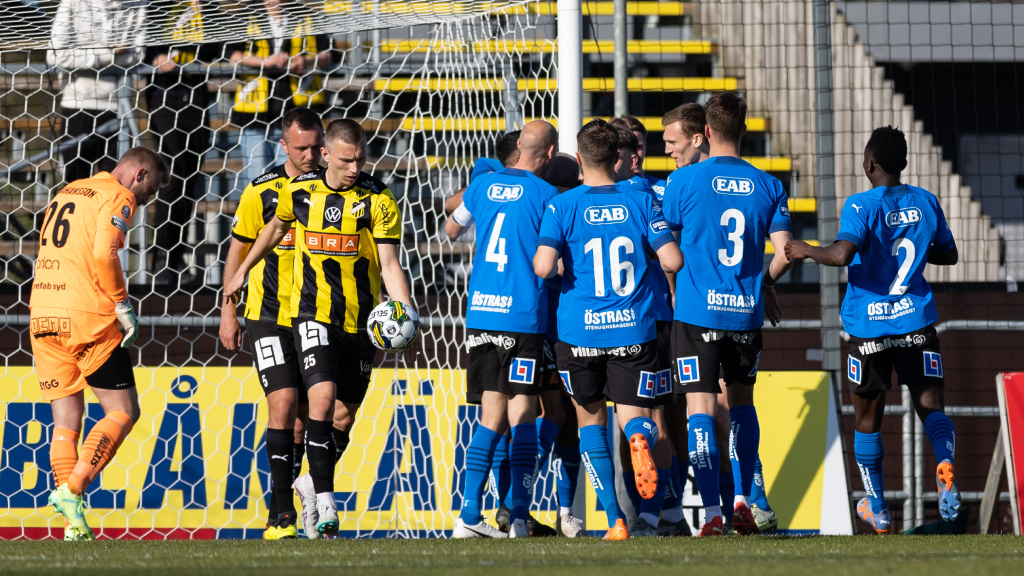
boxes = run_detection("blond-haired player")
[32,147,168,540]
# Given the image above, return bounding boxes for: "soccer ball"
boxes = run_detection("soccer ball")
[367,301,420,352]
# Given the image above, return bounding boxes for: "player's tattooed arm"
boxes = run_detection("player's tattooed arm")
[224,216,290,298]
[928,245,959,266]
[219,238,251,352]
[784,238,857,267]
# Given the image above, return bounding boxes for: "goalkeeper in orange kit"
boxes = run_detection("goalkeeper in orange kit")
[29,147,168,541]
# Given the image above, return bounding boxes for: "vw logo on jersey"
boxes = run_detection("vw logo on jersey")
[325,206,342,223]
[487,183,524,202]
[585,205,629,225]
[712,176,755,196]
[886,207,922,228]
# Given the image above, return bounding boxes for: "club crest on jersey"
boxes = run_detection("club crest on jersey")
[487,183,524,202]
[585,205,628,225]
[923,351,943,378]
[886,207,922,228]
[677,356,699,383]
[509,358,535,384]
[712,176,755,196]
[848,355,862,385]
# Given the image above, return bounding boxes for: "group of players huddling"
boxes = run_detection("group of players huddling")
[31,92,962,541]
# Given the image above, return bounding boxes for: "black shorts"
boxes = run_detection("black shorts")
[540,339,564,394]
[671,321,762,395]
[554,339,669,409]
[465,330,545,404]
[84,346,136,390]
[293,319,377,404]
[248,320,306,400]
[847,325,944,394]
[654,320,679,405]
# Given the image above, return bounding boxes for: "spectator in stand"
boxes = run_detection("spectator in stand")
[48,0,146,183]
[146,0,228,284]
[228,0,332,191]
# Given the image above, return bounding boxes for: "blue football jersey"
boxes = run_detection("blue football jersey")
[662,156,792,331]
[464,168,559,333]
[619,176,673,322]
[539,184,675,347]
[835,184,956,338]
[470,157,504,183]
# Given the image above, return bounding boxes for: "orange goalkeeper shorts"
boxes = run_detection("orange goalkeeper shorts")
[29,307,129,401]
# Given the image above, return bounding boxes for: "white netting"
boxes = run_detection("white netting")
[0,0,567,539]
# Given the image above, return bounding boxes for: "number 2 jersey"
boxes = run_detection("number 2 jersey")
[539,184,675,348]
[30,171,137,316]
[836,184,956,338]
[662,156,792,331]
[463,168,559,333]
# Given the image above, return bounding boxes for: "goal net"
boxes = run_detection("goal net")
[0,0,575,539]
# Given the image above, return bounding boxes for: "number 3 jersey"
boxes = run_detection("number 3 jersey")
[661,156,792,331]
[539,184,675,348]
[463,168,559,333]
[835,184,956,338]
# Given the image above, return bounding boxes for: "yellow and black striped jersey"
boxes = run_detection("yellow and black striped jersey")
[276,168,401,332]
[231,165,297,327]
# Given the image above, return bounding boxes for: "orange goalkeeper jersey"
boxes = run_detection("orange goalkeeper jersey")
[29,172,137,316]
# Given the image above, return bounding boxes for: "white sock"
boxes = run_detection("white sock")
[316,491,336,509]
[734,494,750,508]
[639,512,660,527]
[559,506,572,517]
[662,506,684,524]
[705,505,723,521]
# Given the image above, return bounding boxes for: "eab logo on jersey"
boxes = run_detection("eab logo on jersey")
[712,176,755,196]
[487,183,524,202]
[585,205,628,225]
[886,207,922,228]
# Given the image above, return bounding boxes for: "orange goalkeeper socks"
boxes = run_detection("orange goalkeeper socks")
[68,411,133,496]
[51,428,80,488]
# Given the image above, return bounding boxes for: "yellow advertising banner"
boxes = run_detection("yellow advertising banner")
[0,367,837,538]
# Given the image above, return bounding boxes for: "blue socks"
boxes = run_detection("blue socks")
[687,414,721,515]
[580,424,623,527]
[490,434,511,506]
[639,468,669,526]
[924,411,956,464]
[509,423,538,522]
[535,417,560,486]
[662,454,684,512]
[623,416,658,448]
[719,472,735,511]
[854,430,886,514]
[554,442,581,512]
[751,457,770,510]
[461,425,501,524]
[729,405,760,504]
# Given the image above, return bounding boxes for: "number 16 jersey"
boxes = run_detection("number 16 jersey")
[661,156,792,331]
[836,184,955,338]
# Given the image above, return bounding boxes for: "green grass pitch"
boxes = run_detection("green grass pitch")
[0,536,1022,575]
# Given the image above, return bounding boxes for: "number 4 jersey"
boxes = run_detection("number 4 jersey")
[463,168,559,333]
[662,156,792,331]
[836,184,956,338]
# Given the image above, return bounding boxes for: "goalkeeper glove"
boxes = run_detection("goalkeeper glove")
[115,299,139,348]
